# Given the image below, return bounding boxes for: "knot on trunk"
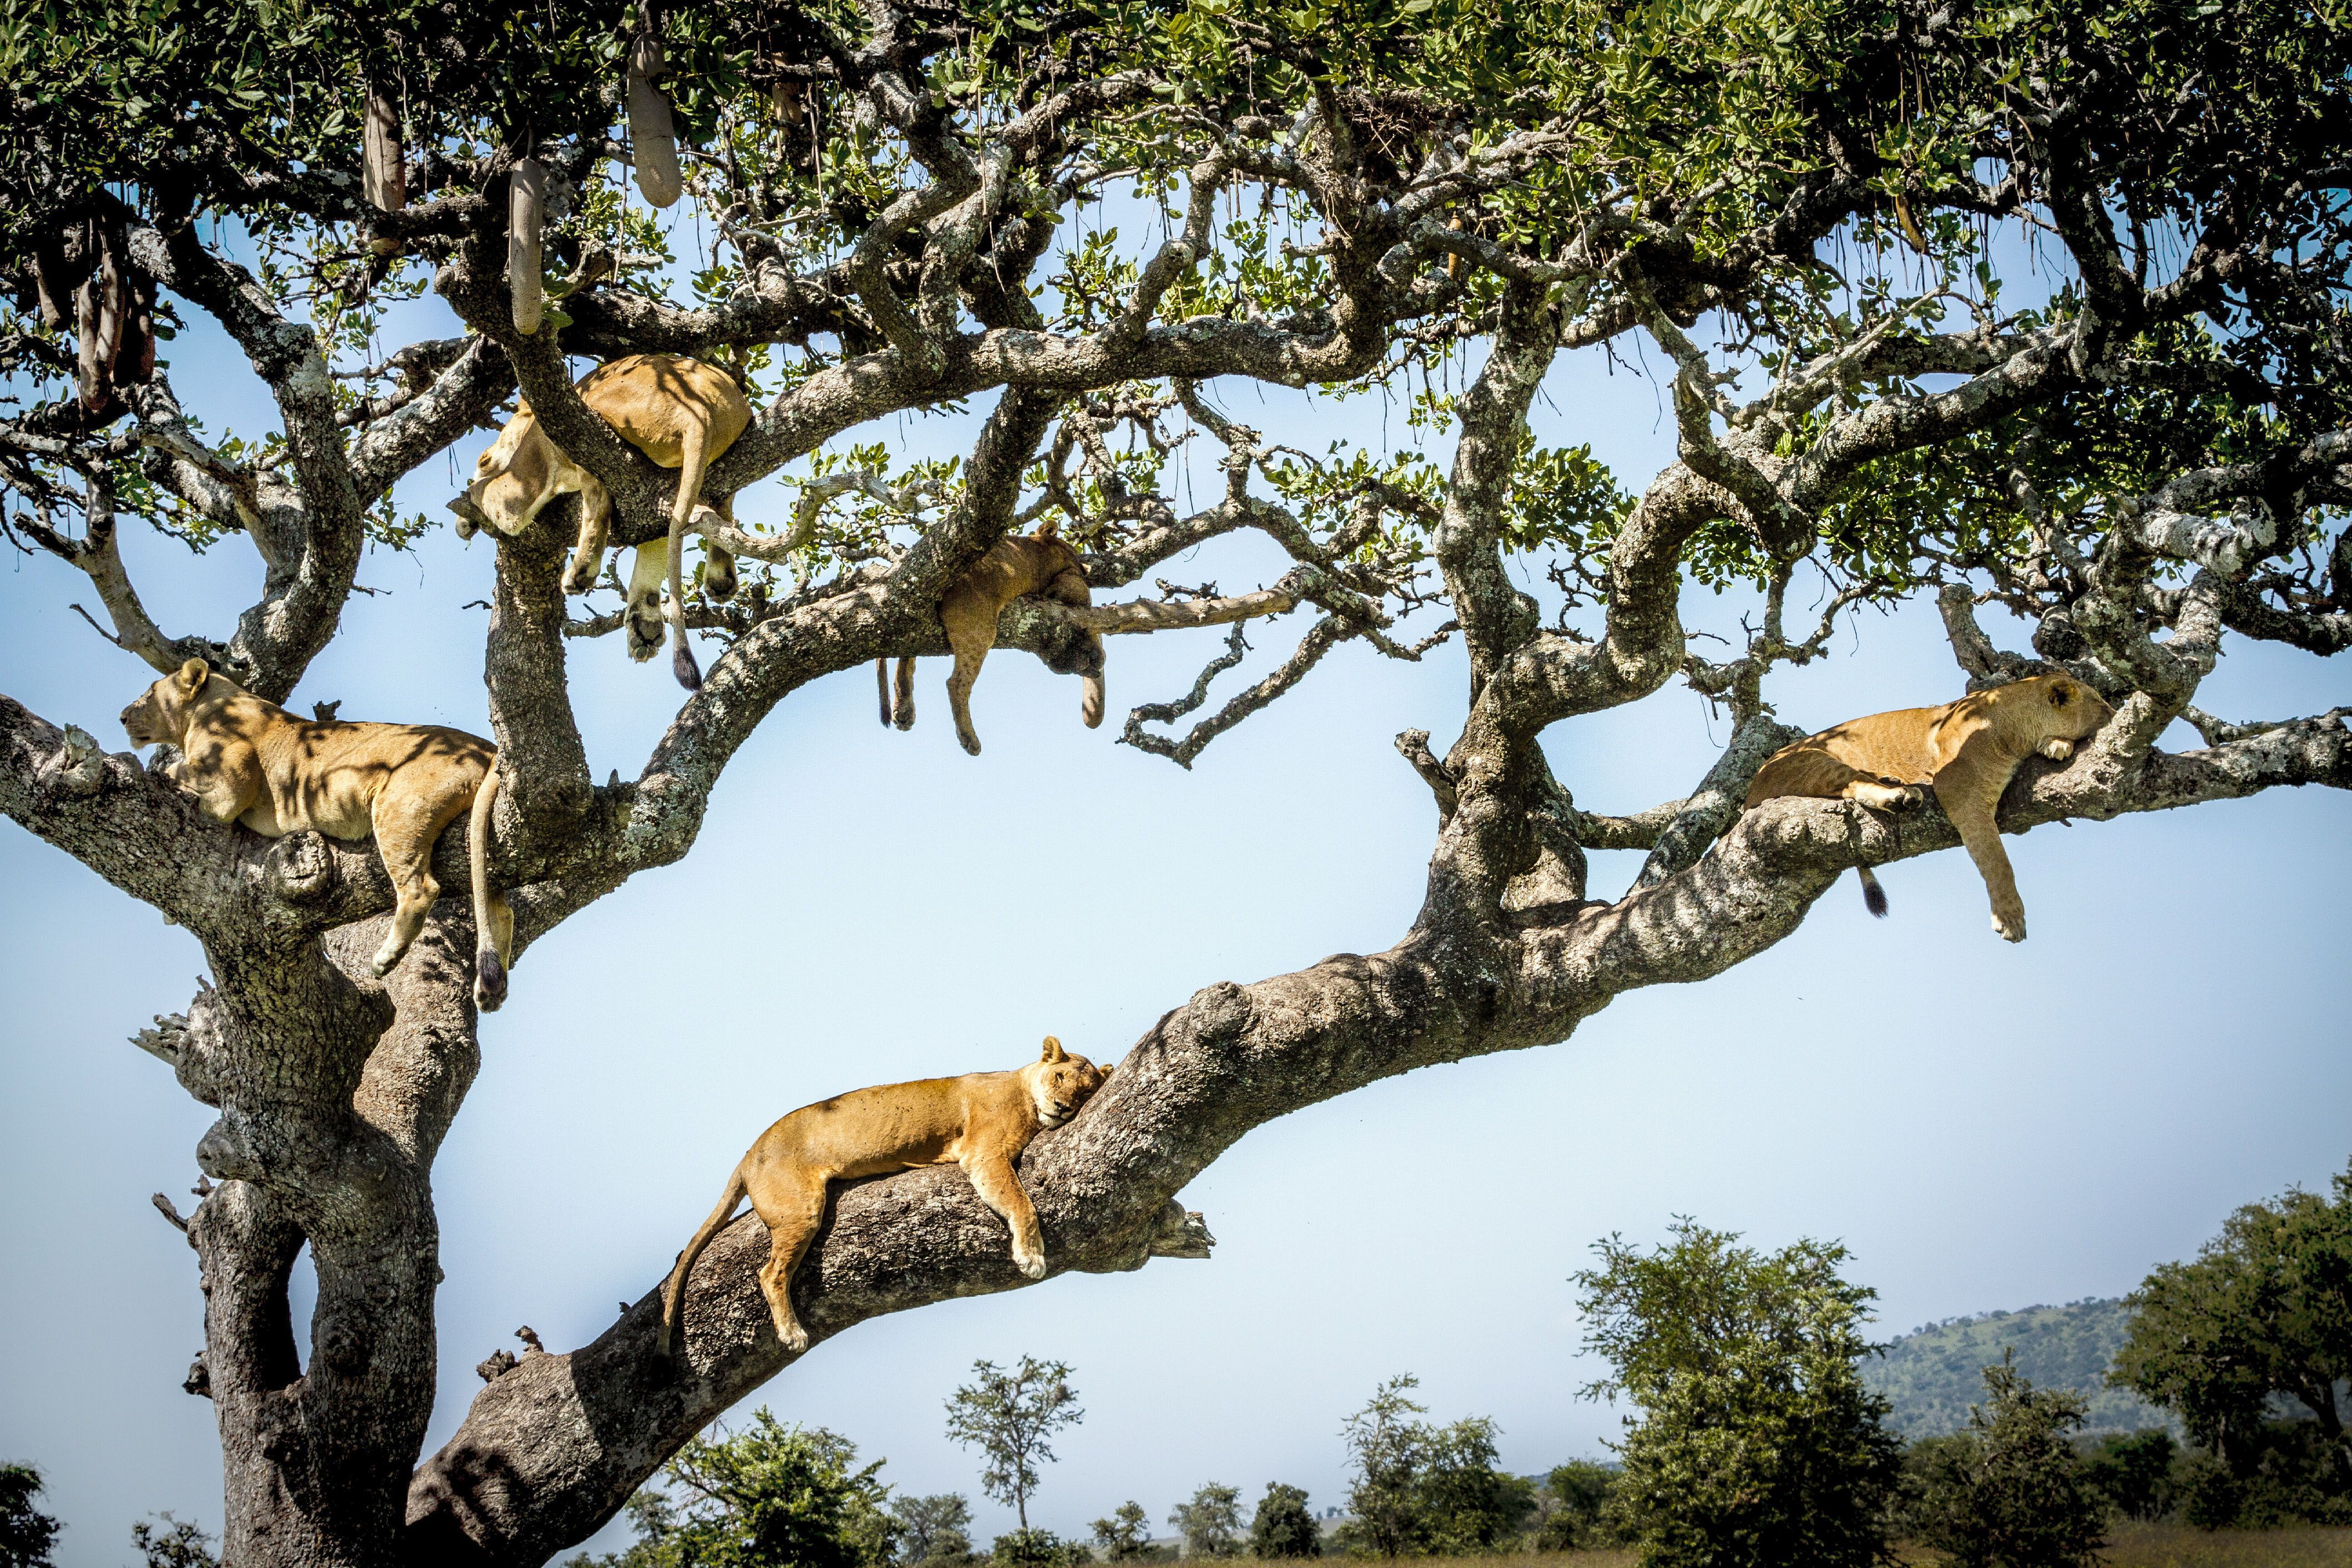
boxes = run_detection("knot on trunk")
[196,1111,266,1183]
[1147,1201,1216,1259]
[44,724,108,795]
[476,1348,519,1382]
[266,830,334,903]
[1186,981,1255,1046]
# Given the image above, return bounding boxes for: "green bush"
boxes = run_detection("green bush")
[1529,1462,1621,1550]
[990,1529,1085,1568]
[2079,1431,2178,1523]
[1250,1484,1321,1559]
[1090,1502,1160,1562]
[1575,1223,1905,1568]
[1169,1484,1242,1559]
[1901,1355,2106,1568]
[1,1465,59,1568]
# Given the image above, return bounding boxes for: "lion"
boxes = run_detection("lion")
[121,659,518,1009]
[658,1036,1112,1358]
[454,353,751,690]
[1737,671,2116,941]
[876,520,1107,756]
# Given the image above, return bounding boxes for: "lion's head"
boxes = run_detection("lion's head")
[1021,1036,1111,1129]
[122,658,227,749]
[1985,671,2116,757]
[451,403,560,539]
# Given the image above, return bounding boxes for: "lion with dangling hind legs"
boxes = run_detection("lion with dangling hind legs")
[876,519,1106,754]
[119,658,519,1009]
[657,1037,1111,1359]
[1734,672,2115,941]
[454,353,751,689]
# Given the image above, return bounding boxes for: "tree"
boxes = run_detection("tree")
[945,1358,1083,1531]
[1575,1222,1903,1568]
[1091,1502,1158,1562]
[1529,1463,1620,1551]
[0,1465,58,1568]
[1413,1418,1535,1554]
[131,1514,220,1568]
[1167,1484,1242,1560]
[1336,1378,1433,1557]
[4,0,2350,1561]
[1901,1355,2106,1568]
[571,1414,898,1568]
[2111,1161,2352,1500]
[1248,1484,1320,1560]
[2079,1431,2178,1525]
[894,1496,978,1568]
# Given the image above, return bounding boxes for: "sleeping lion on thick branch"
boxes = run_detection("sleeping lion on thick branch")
[659,1036,1111,1358]
[1738,672,2116,941]
[120,659,517,1006]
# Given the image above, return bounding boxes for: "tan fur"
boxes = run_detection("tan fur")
[877,522,1107,755]
[455,353,751,685]
[1741,673,2116,941]
[658,1036,1111,1357]
[121,659,516,1006]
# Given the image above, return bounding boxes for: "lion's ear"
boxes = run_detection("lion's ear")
[1034,517,1061,541]
[1040,1035,1067,1063]
[2048,681,2073,707]
[1095,1061,1113,1083]
[174,658,210,696]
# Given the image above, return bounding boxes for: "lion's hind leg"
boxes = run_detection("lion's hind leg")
[367,784,471,977]
[744,1165,830,1354]
[941,592,1001,756]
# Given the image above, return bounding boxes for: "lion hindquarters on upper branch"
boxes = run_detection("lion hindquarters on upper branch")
[658,1036,1112,1360]
[877,520,1108,757]
[1737,673,2116,941]
[119,658,518,1009]
[454,353,751,690]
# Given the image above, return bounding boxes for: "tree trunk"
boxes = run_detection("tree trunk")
[175,913,480,1567]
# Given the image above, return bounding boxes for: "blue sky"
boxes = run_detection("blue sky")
[1,213,2347,1566]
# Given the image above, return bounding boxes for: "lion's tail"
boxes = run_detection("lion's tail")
[1857,866,1889,919]
[659,1164,748,1359]
[875,658,892,726]
[470,765,512,1010]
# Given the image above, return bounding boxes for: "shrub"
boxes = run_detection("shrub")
[894,1494,979,1566]
[2080,1430,2178,1523]
[1576,1223,1904,1568]
[1091,1502,1159,1561]
[1169,1484,1242,1559]
[1250,1484,1321,1559]
[1902,1354,2106,1568]
[991,1529,1085,1568]
[1530,1462,1620,1550]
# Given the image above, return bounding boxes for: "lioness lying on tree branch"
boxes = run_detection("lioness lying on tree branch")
[659,1036,1112,1358]
[120,659,518,1009]
[878,519,1108,756]
[1735,673,2116,941]
[455,353,750,690]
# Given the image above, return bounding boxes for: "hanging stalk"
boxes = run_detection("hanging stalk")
[627,31,682,207]
[510,158,546,335]
[362,78,407,254]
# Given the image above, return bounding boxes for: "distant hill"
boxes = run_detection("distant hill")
[1865,1298,2181,1440]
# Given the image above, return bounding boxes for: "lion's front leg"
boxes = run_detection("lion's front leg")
[962,1151,1046,1279]
[1934,750,2028,942]
[623,539,667,663]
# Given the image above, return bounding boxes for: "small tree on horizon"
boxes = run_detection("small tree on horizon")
[0,1465,59,1568]
[1249,1484,1321,1560]
[1576,1222,1903,1568]
[946,1358,1084,1532]
[130,1514,217,1568]
[1903,1353,2106,1568]
[1337,1377,1433,1557]
[893,1494,979,1568]
[1091,1502,1157,1561]
[568,1414,898,1568]
[1168,1484,1242,1559]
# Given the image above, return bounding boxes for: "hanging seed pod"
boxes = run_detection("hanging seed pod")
[510,158,546,335]
[363,78,407,254]
[627,32,682,208]
[74,277,105,410]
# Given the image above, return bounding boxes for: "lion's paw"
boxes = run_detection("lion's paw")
[2040,737,2075,762]
[779,1320,811,1353]
[1016,1250,1047,1281]
[1992,910,2026,942]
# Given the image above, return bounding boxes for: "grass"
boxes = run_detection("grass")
[1418,1525,2352,1568]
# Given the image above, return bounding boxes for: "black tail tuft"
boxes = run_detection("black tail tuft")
[475,947,509,1012]
[1858,866,1889,918]
[673,642,703,691]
